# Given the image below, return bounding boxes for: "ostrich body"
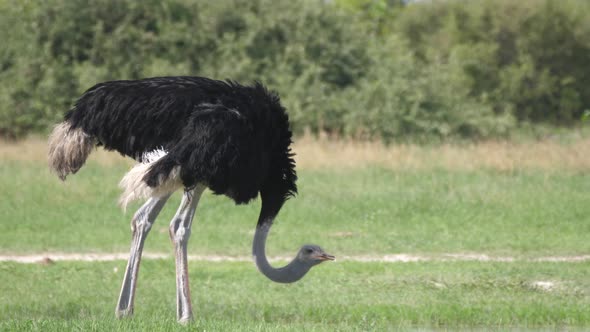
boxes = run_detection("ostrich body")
[47,76,334,323]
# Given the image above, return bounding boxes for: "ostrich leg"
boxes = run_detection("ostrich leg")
[169,185,205,323]
[116,195,171,318]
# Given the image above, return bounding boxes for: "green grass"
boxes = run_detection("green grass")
[1,161,589,256]
[2,158,590,329]
[0,260,589,331]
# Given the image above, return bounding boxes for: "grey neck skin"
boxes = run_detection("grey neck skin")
[252,221,311,283]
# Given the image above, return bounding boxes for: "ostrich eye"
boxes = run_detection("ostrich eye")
[305,248,313,254]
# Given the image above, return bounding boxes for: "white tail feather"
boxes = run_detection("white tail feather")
[118,149,182,211]
[48,122,94,180]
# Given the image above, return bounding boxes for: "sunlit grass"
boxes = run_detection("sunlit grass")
[2,138,590,330]
[1,159,590,256]
[0,260,589,330]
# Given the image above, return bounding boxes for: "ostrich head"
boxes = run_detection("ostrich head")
[296,245,335,266]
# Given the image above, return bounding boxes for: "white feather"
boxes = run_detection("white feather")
[143,148,168,163]
[118,149,182,211]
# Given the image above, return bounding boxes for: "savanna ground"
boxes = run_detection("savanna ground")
[1,135,590,331]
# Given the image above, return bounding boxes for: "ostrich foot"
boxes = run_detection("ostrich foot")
[178,314,193,325]
[115,307,133,319]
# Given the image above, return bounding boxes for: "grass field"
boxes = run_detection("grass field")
[1,138,589,330]
[1,261,589,331]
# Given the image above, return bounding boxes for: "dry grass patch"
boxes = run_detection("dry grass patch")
[0,136,132,167]
[293,135,590,172]
[2,135,590,172]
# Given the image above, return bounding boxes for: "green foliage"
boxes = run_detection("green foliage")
[390,0,590,126]
[341,36,514,142]
[0,0,589,141]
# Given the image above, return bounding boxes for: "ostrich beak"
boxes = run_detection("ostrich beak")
[318,253,335,261]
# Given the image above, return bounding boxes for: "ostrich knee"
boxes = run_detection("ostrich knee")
[132,209,154,238]
[169,216,191,245]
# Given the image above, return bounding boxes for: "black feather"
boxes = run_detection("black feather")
[65,76,297,206]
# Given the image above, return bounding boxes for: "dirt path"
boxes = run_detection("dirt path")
[1,253,589,264]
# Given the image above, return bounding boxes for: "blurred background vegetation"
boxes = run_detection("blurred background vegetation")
[1,0,589,142]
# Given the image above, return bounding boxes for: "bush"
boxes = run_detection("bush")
[341,36,514,143]
[0,0,371,139]
[390,0,590,125]
[0,0,588,141]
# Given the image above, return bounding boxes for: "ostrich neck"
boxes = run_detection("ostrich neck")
[252,220,310,283]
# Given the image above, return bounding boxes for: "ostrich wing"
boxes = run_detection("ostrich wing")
[143,105,265,205]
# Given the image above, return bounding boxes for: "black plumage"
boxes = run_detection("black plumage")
[64,76,297,207]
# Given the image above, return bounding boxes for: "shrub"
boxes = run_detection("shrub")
[0,0,588,142]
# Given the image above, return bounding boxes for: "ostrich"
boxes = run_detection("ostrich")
[47,76,334,323]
